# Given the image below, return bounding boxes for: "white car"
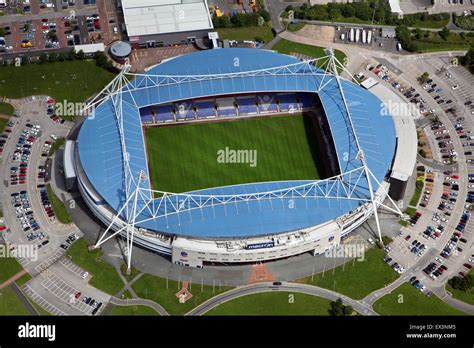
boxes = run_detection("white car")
[452,85,459,90]
[367,238,375,245]
[397,267,405,274]
[82,272,89,279]
[468,258,474,263]
[435,256,445,263]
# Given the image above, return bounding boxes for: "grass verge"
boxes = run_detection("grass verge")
[0,257,23,284]
[206,292,333,315]
[46,183,72,224]
[373,282,466,315]
[110,304,159,316]
[216,25,274,43]
[296,247,399,300]
[0,286,30,315]
[132,273,233,315]
[0,60,115,103]
[66,238,124,295]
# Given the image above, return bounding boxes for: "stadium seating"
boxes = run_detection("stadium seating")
[174,101,195,120]
[298,93,316,109]
[139,92,320,125]
[257,94,278,113]
[235,96,257,115]
[216,97,237,118]
[276,93,298,113]
[195,100,217,118]
[155,103,175,122]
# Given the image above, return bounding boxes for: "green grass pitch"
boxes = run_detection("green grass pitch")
[145,114,326,193]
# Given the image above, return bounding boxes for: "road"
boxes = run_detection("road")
[186,282,377,316]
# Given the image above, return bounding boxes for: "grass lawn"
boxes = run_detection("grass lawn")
[374,283,466,315]
[46,184,72,224]
[0,60,115,103]
[409,181,423,207]
[0,118,8,133]
[132,273,233,315]
[146,114,325,193]
[48,137,65,156]
[454,15,474,30]
[120,264,141,282]
[110,304,159,316]
[287,22,305,32]
[0,102,14,116]
[15,273,32,287]
[206,292,333,315]
[0,257,23,284]
[446,269,474,305]
[271,39,346,71]
[0,286,30,315]
[66,238,124,295]
[24,294,51,316]
[121,290,133,299]
[413,32,474,52]
[296,247,399,300]
[216,25,274,43]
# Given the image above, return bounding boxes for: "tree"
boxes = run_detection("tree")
[21,55,28,66]
[448,275,473,292]
[328,298,353,316]
[395,25,417,52]
[48,53,58,63]
[58,52,66,62]
[38,53,48,64]
[75,49,85,60]
[439,26,450,41]
[420,71,430,83]
[65,50,75,61]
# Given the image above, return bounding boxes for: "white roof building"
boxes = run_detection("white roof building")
[388,0,403,18]
[121,0,213,38]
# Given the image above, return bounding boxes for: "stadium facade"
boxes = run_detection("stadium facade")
[73,48,414,268]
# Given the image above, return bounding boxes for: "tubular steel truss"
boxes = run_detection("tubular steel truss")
[88,52,403,272]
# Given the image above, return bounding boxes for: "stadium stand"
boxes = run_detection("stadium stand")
[257,94,278,113]
[216,97,237,117]
[155,103,176,122]
[174,101,195,120]
[235,95,258,116]
[276,93,298,113]
[195,99,217,118]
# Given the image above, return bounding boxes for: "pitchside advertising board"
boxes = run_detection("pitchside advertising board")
[244,242,275,250]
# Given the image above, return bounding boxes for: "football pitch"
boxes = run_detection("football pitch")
[145,114,326,193]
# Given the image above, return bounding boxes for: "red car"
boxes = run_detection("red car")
[405,235,411,241]
[47,99,55,104]
[459,272,465,277]
[19,181,26,184]
[4,128,11,133]
[75,292,81,299]
[451,175,459,179]
[464,263,472,269]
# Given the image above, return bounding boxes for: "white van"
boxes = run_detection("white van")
[397,42,402,51]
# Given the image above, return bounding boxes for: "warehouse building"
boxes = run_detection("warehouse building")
[122,0,214,49]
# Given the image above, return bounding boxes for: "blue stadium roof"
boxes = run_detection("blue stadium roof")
[77,48,396,239]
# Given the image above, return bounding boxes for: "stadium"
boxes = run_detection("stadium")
[73,48,413,268]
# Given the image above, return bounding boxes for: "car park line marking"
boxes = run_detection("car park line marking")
[40,273,95,315]
[59,257,86,278]
[23,284,66,316]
